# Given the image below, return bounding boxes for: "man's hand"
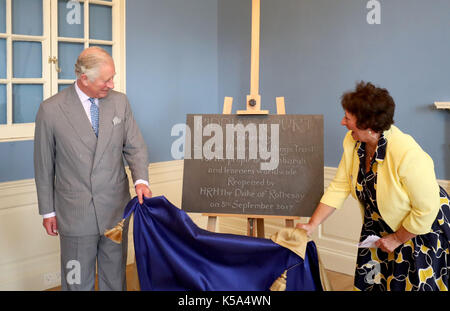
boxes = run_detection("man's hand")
[136,183,152,204]
[43,216,58,236]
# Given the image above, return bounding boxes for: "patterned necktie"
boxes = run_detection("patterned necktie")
[89,97,99,137]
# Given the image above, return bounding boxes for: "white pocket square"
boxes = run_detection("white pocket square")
[112,116,121,125]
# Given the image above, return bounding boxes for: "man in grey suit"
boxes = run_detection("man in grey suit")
[34,47,151,290]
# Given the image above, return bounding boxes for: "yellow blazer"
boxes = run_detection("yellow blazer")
[321,125,440,235]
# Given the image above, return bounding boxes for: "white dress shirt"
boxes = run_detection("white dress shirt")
[43,82,148,219]
[75,80,99,124]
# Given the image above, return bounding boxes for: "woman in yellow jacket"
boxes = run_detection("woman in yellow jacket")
[298,81,449,291]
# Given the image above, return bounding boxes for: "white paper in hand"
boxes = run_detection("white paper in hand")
[358,235,380,248]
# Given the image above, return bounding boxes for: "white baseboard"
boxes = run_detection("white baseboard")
[0,160,186,291]
[0,161,448,289]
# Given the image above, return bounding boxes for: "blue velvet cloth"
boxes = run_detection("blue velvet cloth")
[123,196,323,291]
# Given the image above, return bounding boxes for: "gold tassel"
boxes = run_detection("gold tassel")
[104,219,126,244]
[270,270,287,291]
[269,228,308,291]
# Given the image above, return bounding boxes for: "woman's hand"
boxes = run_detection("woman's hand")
[375,233,402,253]
[375,227,416,253]
[295,222,317,237]
[295,203,336,237]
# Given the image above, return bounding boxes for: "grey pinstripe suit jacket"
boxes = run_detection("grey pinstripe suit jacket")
[34,84,148,236]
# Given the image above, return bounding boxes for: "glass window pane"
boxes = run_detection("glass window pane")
[12,84,42,124]
[58,84,71,92]
[89,5,112,41]
[12,0,43,36]
[0,0,6,33]
[90,44,112,57]
[13,41,42,78]
[58,0,84,38]
[58,42,84,80]
[0,39,5,78]
[0,84,5,124]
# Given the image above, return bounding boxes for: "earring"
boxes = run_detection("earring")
[368,130,372,134]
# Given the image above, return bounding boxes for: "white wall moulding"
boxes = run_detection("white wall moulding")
[0,159,186,290]
[0,161,448,289]
[434,102,450,109]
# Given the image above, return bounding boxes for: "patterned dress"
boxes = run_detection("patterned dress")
[353,134,450,291]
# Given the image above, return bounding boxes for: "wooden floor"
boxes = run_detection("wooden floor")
[325,270,354,291]
[47,264,139,291]
[48,265,354,291]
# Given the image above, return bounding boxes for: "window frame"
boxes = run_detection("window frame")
[0,0,126,142]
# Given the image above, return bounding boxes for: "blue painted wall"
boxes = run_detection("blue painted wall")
[0,140,34,182]
[0,0,448,182]
[219,0,450,179]
[0,0,220,182]
[126,0,219,164]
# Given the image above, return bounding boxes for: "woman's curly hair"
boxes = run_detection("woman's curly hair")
[341,81,395,132]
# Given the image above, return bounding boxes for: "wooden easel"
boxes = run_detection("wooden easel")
[203,0,299,237]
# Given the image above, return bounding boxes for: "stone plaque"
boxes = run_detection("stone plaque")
[181,114,323,217]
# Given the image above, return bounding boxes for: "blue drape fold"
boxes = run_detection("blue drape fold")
[124,196,322,291]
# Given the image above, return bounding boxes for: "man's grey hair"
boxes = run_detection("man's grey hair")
[74,46,112,81]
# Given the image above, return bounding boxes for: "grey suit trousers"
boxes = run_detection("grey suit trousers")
[59,222,129,291]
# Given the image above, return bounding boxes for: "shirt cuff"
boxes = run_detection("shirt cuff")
[135,179,149,187]
[42,181,149,218]
[43,212,56,219]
